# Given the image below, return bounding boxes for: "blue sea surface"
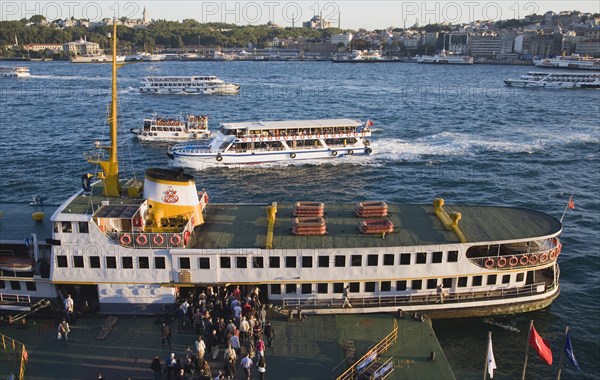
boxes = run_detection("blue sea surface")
[0,60,599,379]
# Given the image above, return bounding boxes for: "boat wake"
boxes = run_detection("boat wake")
[30,74,109,81]
[482,318,520,332]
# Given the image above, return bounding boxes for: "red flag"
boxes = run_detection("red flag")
[22,348,28,362]
[529,325,553,365]
[568,197,575,210]
[366,120,374,127]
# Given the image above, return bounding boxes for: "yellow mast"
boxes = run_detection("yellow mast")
[88,21,121,197]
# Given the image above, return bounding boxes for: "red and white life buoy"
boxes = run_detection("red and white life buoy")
[509,256,518,267]
[549,249,557,260]
[497,257,507,268]
[136,234,148,246]
[539,252,549,263]
[120,234,132,245]
[153,234,164,245]
[183,230,191,245]
[520,255,529,266]
[528,254,538,265]
[484,258,494,269]
[170,234,182,246]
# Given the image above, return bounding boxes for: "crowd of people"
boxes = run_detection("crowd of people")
[152,285,275,380]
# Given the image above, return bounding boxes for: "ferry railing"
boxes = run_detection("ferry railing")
[0,294,31,304]
[468,244,561,270]
[0,333,28,380]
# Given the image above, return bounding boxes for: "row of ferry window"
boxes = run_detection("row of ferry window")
[55,251,461,270]
[0,280,37,291]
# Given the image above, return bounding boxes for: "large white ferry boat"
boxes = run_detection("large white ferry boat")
[139,75,240,94]
[504,72,600,89]
[417,52,474,65]
[0,67,31,78]
[332,50,393,63]
[167,119,373,166]
[533,54,600,71]
[130,113,211,141]
[0,23,563,319]
[70,54,126,63]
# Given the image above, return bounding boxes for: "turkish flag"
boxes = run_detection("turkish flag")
[530,325,553,365]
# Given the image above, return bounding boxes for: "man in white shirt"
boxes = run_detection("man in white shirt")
[241,353,253,380]
[64,294,74,322]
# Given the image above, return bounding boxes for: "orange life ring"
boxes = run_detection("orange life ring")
[497,257,507,268]
[539,252,549,263]
[120,234,132,245]
[519,255,529,266]
[528,254,538,265]
[484,258,494,269]
[153,234,164,245]
[549,249,557,260]
[183,230,191,245]
[170,234,182,246]
[509,256,518,267]
[136,234,148,246]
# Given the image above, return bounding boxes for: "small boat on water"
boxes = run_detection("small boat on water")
[533,54,600,71]
[139,75,240,94]
[130,113,211,141]
[70,54,126,63]
[332,50,396,63]
[504,72,600,89]
[0,66,31,78]
[167,118,373,166]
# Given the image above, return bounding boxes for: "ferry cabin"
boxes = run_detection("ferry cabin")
[142,115,208,134]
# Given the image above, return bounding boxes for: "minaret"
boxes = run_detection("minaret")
[142,7,150,24]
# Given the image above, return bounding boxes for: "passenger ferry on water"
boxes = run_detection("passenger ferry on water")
[504,72,600,89]
[139,75,240,95]
[417,52,473,65]
[70,54,126,63]
[533,54,600,71]
[167,119,373,166]
[130,113,211,141]
[0,67,31,78]
[0,23,564,319]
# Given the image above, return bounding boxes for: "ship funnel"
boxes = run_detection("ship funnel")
[143,168,204,230]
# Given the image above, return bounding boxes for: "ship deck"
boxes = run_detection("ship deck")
[190,202,562,249]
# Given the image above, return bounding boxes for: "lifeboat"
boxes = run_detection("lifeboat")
[0,256,33,272]
[292,217,327,236]
[356,201,388,217]
[359,219,394,234]
[293,202,324,217]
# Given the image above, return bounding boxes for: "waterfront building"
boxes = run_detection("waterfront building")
[63,38,102,56]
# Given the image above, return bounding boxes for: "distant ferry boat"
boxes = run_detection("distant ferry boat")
[417,53,473,65]
[504,72,600,89]
[0,66,31,77]
[70,54,126,63]
[533,54,600,71]
[332,50,394,63]
[139,75,240,94]
[130,113,211,141]
[167,119,373,165]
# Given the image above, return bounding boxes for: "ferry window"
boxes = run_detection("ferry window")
[396,280,407,291]
[448,251,459,262]
[487,275,497,285]
[122,257,134,269]
[199,257,211,269]
[351,255,362,267]
[472,275,483,286]
[318,256,329,267]
[0,281,4,289]
[73,256,84,268]
[399,253,411,265]
[333,283,344,293]
[106,257,117,269]
[57,255,68,268]
[285,284,297,294]
[317,283,328,294]
[383,254,394,265]
[302,256,312,268]
[516,273,524,282]
[416,252,427,264]
[139,257,149,269]
[26,282,37,291]
[78,222,89,234]
[432,251,443,263]
[381,281,391,292]
[334,256,346,267]
[236,257,247,269]
[285,256,296,268]
[270,284,281,295]
[502,274,510,284]
[349,282,359,293]
[367,255,378,266]
[457,277,468,287]
[269,257,280,268]
[252,257,263,269]
[442,278,452,289]
[155,257,166,269]
[10,281,21,290]
[220,257,231,269]
[90,256,101,268]
[427,279,437,289]
[365,282,376,292]
[411,280,422,290]
[179,257,190,269]
[62,222,72,233]
[301,284,312,294]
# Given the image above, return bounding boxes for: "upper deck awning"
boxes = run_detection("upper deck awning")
[220,119,363,131]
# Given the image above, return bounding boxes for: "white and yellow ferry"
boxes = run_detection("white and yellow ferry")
[0,67,31,78]
[130,113,211,141]
[0,23,563,318]
[139,75,240,95]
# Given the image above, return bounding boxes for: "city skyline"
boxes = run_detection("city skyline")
[1,1,599,29]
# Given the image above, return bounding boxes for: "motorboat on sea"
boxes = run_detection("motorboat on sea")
[332,50,394,63]
[504,72,600,89]
[417,52,473,65]
[0,66,31,77]
[167,119,373,165]
[0,22,564,319]
[130,113,211,141]
[139,75,240,94]
[533,54,600,71]
[70,54,126,63]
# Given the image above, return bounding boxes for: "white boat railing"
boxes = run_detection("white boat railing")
[0,293,31,304]
[468,243,561,270]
